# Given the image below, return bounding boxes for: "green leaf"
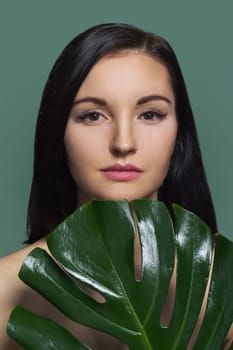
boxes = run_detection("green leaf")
[7,200,233,349]
[8,305,91,350]
[193,234,233,349]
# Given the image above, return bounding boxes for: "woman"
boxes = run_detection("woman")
[0,23,231,349]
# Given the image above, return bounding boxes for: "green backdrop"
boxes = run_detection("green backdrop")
[0,1,232,256]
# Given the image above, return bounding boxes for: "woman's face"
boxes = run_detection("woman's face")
[65,52,177,206]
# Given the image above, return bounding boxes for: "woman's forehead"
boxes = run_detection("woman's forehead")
[75,52,175,105]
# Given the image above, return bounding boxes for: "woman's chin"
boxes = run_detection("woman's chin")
[77,191,158,206]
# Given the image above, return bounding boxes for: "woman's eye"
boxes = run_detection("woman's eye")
[77,112,105,123]
[139,110,166,121]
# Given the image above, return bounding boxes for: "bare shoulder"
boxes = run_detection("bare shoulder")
[0,239,47,295]
[0,240,47,349]
[0,241,127,350]
[0,240,96,349]
[0,244,36,303]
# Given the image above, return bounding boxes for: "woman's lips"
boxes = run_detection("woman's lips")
[100,164,143,181]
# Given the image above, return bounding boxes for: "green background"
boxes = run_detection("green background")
[0,1,232,256]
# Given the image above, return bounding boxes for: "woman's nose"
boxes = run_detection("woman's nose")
[109,120,137,156]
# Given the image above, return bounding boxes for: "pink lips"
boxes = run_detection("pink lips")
[100,164,143,181]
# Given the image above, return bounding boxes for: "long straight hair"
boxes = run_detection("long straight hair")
[26,23,217,243]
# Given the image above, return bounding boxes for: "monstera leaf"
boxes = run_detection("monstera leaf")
[8,200,233,349]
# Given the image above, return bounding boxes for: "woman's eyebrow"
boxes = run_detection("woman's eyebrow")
[73,94,171,107]
[137,95,171,105]
[73,97,106,106]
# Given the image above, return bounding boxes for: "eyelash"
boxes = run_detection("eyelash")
[139,109,167,120]
[76,111,104,123]
[76,108,167,123]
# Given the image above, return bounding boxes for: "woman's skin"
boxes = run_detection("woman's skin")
[0,52,232,349]
[65,52,177,205]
